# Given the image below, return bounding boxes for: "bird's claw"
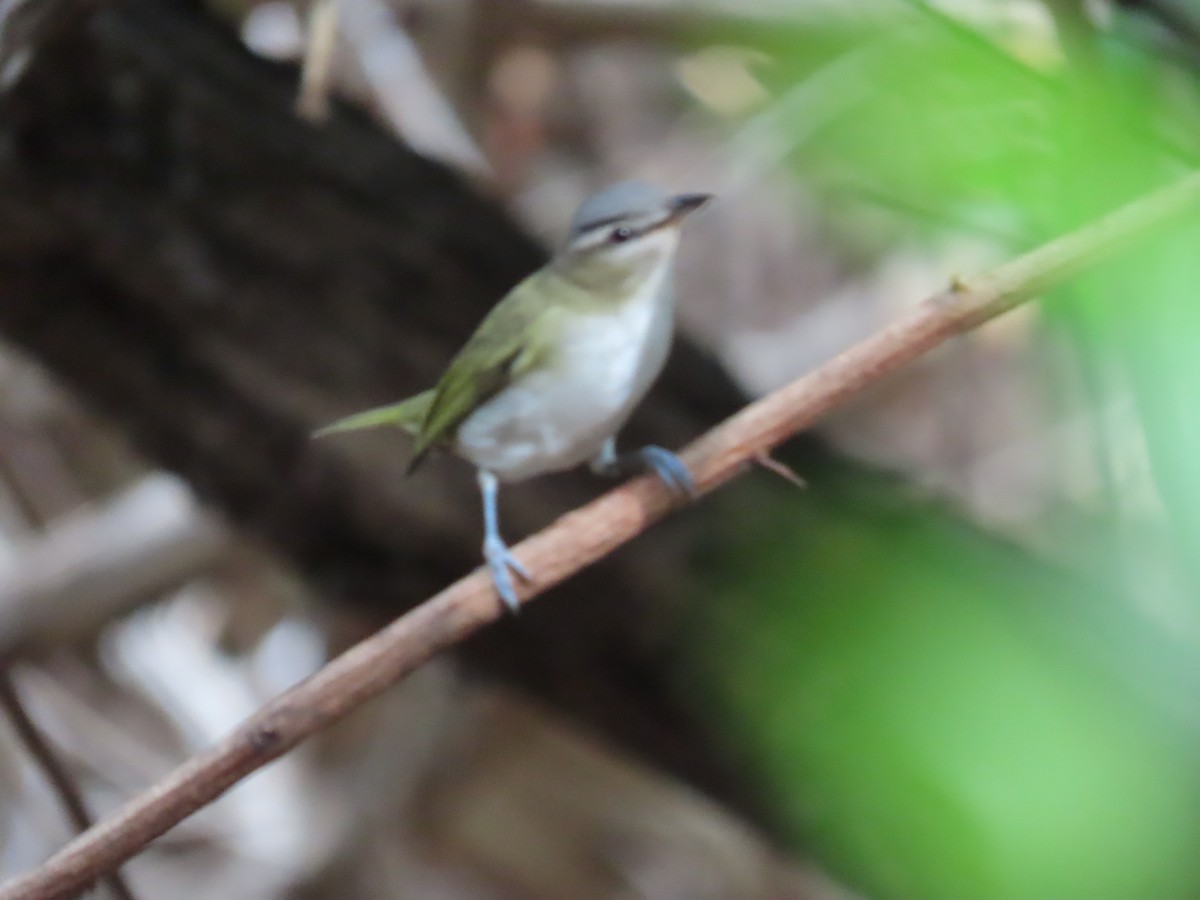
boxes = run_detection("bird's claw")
[638,445,697,499]
[483,534,531,614]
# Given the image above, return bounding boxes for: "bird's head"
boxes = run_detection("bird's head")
[553,181,710,295]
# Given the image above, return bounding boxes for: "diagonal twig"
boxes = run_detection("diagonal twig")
[3,168,1200,900]
[295,0,339,122]
[0,671,138,900]
[753,452,807,487]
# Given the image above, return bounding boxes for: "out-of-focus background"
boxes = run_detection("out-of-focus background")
[1,0,1200,897]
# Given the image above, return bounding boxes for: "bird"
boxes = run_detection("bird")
[315,181,711,612]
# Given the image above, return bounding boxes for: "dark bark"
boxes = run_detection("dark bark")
[0,0,777,819]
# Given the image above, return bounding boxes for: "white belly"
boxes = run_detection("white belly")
[455,287,673,482]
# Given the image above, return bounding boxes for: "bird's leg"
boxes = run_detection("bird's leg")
[588,437,621,478]
[589,437,697,499]
[477,470,531,614]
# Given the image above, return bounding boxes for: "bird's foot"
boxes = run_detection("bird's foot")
[636,445,697,499]
[483,533,532,614]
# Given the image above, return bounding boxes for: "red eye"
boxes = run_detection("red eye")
[610,227,633,243]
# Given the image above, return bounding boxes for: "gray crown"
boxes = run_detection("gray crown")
[568,181,670,238]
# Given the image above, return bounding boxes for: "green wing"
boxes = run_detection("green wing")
[408,275,558,472]
[312,390,434,438]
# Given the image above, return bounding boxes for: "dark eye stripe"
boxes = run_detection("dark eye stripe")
[576,213,629,234]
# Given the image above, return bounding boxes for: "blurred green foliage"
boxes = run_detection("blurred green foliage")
[689,477,1200,898]
[682,3,1200,897]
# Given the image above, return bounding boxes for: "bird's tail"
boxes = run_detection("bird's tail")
[312,390,435,438]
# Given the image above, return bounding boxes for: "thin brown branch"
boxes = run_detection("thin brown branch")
[753,452,807,488]
[0,671,138,900]
[3,168,1200,900]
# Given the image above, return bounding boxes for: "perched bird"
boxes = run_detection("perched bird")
[316,181,711,611]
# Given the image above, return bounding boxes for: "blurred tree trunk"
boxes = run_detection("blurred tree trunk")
[0,0,783,821]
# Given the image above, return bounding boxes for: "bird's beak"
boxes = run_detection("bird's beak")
[666,193,712,222]
[636,192,712,237]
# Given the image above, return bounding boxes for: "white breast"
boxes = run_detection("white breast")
[455,267,674,482]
